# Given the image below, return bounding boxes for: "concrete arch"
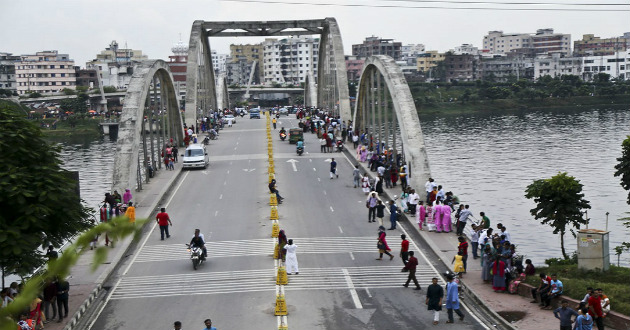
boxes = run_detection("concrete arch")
[304,69,317,107]
[185,20,217,127]
[112,60,184,191]
[216,73,230,110]
[317,18,351,121]
[353,55,431,189]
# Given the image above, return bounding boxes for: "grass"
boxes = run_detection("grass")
[523,264,630,315]
[36,117,102,137]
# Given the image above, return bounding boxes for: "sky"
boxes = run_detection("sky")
[1,0,629,67]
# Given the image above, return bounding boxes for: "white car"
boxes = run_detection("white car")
[182,144,209,169]
[222,115,236,124]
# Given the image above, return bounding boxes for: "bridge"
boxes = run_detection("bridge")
[112,18,430,194]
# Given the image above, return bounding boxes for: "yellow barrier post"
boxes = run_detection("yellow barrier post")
[274,243,279,259]
[274,294,288,316]
[271,221,279,237]
[270,206,278,220]
[270,194,278,206]
[276,266,288,285]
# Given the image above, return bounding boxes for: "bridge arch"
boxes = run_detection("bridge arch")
[216,73,230,111]
[184,20,217,127]
[304,69,317,107]
[112,60,184,191]
[353,55,431,189]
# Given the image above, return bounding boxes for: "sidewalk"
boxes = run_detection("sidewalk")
[43,157,184,330]
[349,152,574,330]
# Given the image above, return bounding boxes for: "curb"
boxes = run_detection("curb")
[343,148,515,330]
[63,169,185,330]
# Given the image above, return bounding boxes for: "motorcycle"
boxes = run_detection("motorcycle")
[186,244,205,270]
[203,136,210,145]
[336,140,344,152]
[279,132,287,141]
[296,146,304,156]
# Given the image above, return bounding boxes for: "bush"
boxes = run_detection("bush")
[28,92,42,98]
[103,86,117,93]
[62,88,76,95]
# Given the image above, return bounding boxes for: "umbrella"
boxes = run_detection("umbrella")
[88,110,97,113]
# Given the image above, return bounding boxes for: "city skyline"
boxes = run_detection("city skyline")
[1,0,628,66]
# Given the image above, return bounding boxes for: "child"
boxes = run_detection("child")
[168,156,175,170]
[452,251,466,275]
[508,272,526,294]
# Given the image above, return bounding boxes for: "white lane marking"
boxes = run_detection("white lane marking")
[313,168,316,171]
[323,190,327,195]
[338,226,343,233]
[234,147,237,150]
[224,181,227,185]
[86,171,190,330]
[309,159,312,162]
[330,206,334,212]
[349,252,355,260]
[317,178,321,182]
[219,194,223,200]
[215,211,218,217]
[227,170,230,174]
[365,288,372,298]
[287,159,298,171]
[342,268,363,309]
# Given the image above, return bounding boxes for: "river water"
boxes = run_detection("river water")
[51,107,630,267]
[420,106,630,266]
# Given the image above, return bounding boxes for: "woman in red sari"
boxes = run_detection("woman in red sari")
[491,257,507,292]
[376,226,394,260]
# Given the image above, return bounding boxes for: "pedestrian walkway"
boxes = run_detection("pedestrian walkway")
[42,157,184,330]
[349,153,601,330]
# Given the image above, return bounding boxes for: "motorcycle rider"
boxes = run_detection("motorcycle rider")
[296,138,304,152]
[189,229,207,260]
[279,127,287,140]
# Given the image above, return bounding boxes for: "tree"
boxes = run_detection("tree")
[614,136,630,204]
[0,106,93,280]
[103,86,118,93]
[525,172,591,260]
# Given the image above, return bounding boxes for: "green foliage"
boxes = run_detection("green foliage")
[59,95,88,113]
[523,264,630,315]
[28,92,42,98]
[0,89,14,97]
[525,172,591,259]
[0,106,94,278]
[0,217,147,329]
[614,136,630,205]
[62,88,76,95]
[102,86,118,93]
[76,85,89,93]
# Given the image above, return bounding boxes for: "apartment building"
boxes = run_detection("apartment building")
[581,49,630,81]
[86,41,148,89]
[533,53,582,79]
[352,36,402,60]
[345,55,365,82]
[0,52,19,92]
[483,29,571,56]
[416,51,445,74]
[15,50,76,95]
[443,53,481,82]
[262,36,319,85]
[574,33,630,57]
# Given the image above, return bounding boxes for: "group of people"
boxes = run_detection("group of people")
[172,318,217,330]
[100,189,136,247]
[276,230,299,275]
[2,276,71,328]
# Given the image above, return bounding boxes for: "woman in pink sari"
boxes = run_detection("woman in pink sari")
[360,146,368,162]
[416,201,426,230]
[425,202,435,230]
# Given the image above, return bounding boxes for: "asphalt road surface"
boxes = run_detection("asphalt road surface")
[87,114,489,330]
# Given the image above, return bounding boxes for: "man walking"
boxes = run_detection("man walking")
[400,234,409,268]
[353,165,361,188]
[445,274,465,323]
[55,277,69,322]
[366,192,379,223]
[375,200,386,226]
[407,189,420,216]
[402,251,421,290]
[425,178,436,203]
[457,236,469,272]
[156,207,172,240]
[426,277,444,325]
[554,300,578,330]
[330,158,338,179]
[203,318,217,330]
[388,200,398,230]
[457,205,472,236]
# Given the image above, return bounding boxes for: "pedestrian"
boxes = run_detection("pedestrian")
[407,189,419,215]
[400,234,409,268]
[491,256,507,292]
[320,137,327,153]
[541,274,563,309]
[173,321,182,330]
[43,279,57,322]
[402,251,422,290]
[457,236,469,271]
[434,200,443,232]
[388,200,398,230]
[329,158,338,179]
[445,274,465,323]
[155,207,172,240]
[46,245,58,261]
[376,226,394,260]
[441,201,452,232]
[268,179,284,203]
[375,200,386,226]
[29,297,45,329]
[284,239,299,275]
[481,246,492,282]
[203,318,217,330]
[554,300,578,330]
[16,312,34,330]
[480,211,490,229]
[457,205,472,235]
[366,192,379,223]
[352,165,361,188]
[576,307,594,330]
[417,201,426,231]
[172,146,178,163]
[123,188,133,205]
[426,277,444,325]
[470,225,480,259]
[425,178,436,203]
[55,277,69,322]
[452,251,466,275]
[277,230,287,262]
[124,202,135,223]
[399,166,408,190]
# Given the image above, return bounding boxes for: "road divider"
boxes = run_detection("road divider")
[270,206,279,220]
[276,266,288,285]
[270,194,278,206]
[271,221,279,237]
[275,293,288,316]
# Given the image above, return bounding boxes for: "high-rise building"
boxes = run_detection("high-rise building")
[574,33,630,57]
[0,52,19,92]
[15,50,76,95]
[262,36,319,85]
[86,41,148,89]
[212,50,228,74]
[401,44,425,61]
[352,36,402,60]
[345,55,364,82]
[416,51,445,74]
[483,29,571,56]
[443,53,482,82]
[167,40,189,101]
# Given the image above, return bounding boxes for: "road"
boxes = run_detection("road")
[87,114,488,330]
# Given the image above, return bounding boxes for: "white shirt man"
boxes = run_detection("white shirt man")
[500,228,512,242]
[377,165,385,176]
[408,191,420,206]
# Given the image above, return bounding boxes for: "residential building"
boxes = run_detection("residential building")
[533,53,582,80]
[443,53,481,82]
[416,51,445,74]
[0,52,19,92]
[352,36,402,60]
[212,50,228,74]
[483,29,571,56]
[75,67,99,88]
[453,44,479,55]
[401,44,425,61]
[574,33,630,57]
[262,36,319,85]
[581,49,630,81]
[481,55,535,82]
[228,44,262,82]
[345,55,364,82]
[15,50,76,95]
[167,40,189,101]
[86,40,148,89]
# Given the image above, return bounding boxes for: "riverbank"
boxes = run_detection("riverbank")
[417,95,630,115]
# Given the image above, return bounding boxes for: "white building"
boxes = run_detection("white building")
[262,36,319,85]
[483,29,571,56]
[581,49,630,81]
[15,50,76,95]
[401,44,425,59]
[533,53,582,80]
[211,50,228,74]
[453,44,479,55]
[86,41,148,89]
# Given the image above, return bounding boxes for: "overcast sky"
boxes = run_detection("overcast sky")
[1,0,628,66]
